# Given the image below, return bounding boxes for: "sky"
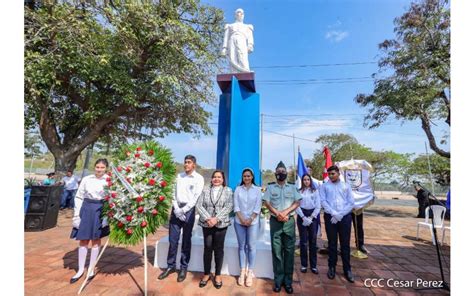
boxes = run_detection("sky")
[158,0,450,170]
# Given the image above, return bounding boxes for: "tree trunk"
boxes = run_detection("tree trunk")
[420,113,450,158]
[53,152,81,177]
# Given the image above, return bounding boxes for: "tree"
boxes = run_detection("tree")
[25,1,224,174]
[408,153,450,186]
[355,0,450,158]
[309,133,412,187]
[24,129,43,157]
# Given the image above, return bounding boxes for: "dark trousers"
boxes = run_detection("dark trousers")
[166,207,195,269]
[296,209,320,269]
[324,213,352,272]
[351,212,364,248]
[202,226,228,275]
[270,215,296,286]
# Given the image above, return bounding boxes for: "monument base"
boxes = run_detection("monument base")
[154,216,274,279]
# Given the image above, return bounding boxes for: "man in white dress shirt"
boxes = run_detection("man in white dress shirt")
[158,155,204,282]
[320,165,355,283]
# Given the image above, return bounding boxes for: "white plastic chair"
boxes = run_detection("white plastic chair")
[416,205,446,245]
[441,226,450,246]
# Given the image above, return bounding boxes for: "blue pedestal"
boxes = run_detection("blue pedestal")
[216,73,261,189]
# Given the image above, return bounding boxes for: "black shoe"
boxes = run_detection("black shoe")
[213,276,222,289]
[300,266,307,273]
[327,266,336,279]
[177,269,187,282]
[87,273,96,281]
[273,283,281,293]
[344,270,355,283]
[158,267,176,280]
[70,272,83,284]
[199,275,211,288]
[359,245,368,254]
[311,267,319,274]
[284,285,294,294]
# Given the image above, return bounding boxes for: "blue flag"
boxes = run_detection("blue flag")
[297,151,308,179]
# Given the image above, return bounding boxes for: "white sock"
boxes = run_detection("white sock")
[88,246,100,276]
[73,246,88,279]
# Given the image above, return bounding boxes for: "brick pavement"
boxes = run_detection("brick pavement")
[25,209,450,295]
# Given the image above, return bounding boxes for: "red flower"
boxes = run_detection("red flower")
[107,172,112,177]
[156,162,163,169]
[126,228,133,235]
[148,150,154,156]
[117,222,124,228]
[108,211,114,218]
[159,195,165,202]
[137,206,144,213]
[126,166,131,173]
[144,162,151,168]
[111,192,117,198]
[126,177,132,184]
[126,215,133,222]
[136,147,142,151]
[141,221,147,228]
[148,179,156,186]
[160,180,167,188]
[104,195,110,201]
[109,202,115,209]
[134,153,140,158]
[136,196,143,203]
[152,209,158,216]
[107,181,113,187]
[106,177,111,182]
[117,166,123,172]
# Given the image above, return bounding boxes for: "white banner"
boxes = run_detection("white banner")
[336,159,375,210]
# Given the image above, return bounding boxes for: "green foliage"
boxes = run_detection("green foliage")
[104,141,176,246]
[24,1,225,172]
[24,129,43,157]
[408,153,450,186]
[354,0,450,158]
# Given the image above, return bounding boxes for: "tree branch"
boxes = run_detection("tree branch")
[420,112,450,158]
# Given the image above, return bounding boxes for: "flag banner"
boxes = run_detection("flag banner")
[336,159,375,210]
[296,151,321,189]
[322,146,333,182]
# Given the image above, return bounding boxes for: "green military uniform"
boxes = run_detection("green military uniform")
[263,179,302,286]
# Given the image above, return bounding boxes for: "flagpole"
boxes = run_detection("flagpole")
[293,134,296,182]
[260,113,263,186]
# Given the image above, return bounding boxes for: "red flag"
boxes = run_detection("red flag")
[322,146,333,182]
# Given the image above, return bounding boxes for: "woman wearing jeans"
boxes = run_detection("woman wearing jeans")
[196,170,234,289]
[233,168,262,287]
[296,173,321,274]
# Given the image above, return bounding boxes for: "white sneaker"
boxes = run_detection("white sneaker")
[245,270,254,287]
[238,270,245,286]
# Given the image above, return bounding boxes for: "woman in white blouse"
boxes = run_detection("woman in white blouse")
[296,173,321,274]
[69,159,110,284]
[233,168,262,287]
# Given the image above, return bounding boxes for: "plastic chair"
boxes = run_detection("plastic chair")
[416,205,446,245]
[441,226,450,246]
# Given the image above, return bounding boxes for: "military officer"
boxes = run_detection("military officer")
[263,161,302,294]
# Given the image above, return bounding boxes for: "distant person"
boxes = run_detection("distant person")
[196,170,234,289]
[320,165,355,283]
[158,155,204,282]
[233,168,261,287]
[59,170,80,210]
[43,172,56,186]
[414,183,430,218]
[69,159,110,284]
[296,173,321,274]
[263,161,302,294]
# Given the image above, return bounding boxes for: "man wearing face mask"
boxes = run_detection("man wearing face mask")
[263,161,302,294]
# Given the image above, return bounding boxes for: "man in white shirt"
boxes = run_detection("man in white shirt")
[59,170,80,210]
[320,165,355,283]
[158,155,204,282]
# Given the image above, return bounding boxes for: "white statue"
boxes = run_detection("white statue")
[221,8,254,73]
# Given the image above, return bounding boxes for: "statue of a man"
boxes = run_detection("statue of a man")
[221,8,254,73]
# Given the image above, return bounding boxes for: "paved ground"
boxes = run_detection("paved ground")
[25,209,450,295]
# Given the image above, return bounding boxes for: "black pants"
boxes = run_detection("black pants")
[324,213,352,272]
[351,212,364,248]
[166,207,195,269]
[203,226,228,275]
[296,208,320,269]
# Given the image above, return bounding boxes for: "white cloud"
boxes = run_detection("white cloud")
[325,30,349,42]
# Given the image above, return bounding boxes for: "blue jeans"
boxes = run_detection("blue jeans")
[60,189,77,209]
[234,217,259,270]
